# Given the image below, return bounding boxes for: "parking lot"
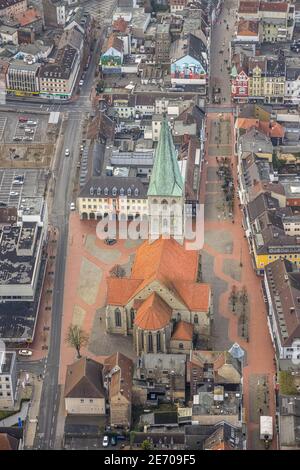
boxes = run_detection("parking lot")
[0,112,50,144]
[0,111,58,168]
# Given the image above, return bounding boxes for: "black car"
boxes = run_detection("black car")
[110,436,117,446]
[105,238,117,245]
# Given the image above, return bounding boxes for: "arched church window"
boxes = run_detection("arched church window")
[115,308,122,327]
[130,308,135,328]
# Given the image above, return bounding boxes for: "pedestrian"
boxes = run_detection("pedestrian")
[99,316,102,322]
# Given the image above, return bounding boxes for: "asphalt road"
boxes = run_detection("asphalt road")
[32,26,110,449]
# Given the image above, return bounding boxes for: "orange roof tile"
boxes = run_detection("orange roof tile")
[107,278,142,305]
[259,120,284,138]
[173,281,210,311]
[171,321,193,341]
[131,238,198,289]
[135,292,172,330]
[236,117,259,130]
[15,8,41,26]
[237,19,259,36]
[112,17,128,33]
[236,118,284,139]
[106,34,123,53]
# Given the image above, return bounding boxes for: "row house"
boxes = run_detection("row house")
[0,0,27,18]
[238,1,295,42]
[264,258,300,360]
[248,53,286,104]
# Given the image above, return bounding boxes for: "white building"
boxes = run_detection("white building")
[0,352,17,410]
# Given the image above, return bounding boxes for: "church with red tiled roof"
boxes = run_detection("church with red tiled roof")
[105,237,212,355]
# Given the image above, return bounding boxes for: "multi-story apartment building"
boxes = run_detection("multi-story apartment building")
[264,258,300,359]
[260,1,295,42]
[244,192,300,273]
[0,0,27,18]
[285,58,300,104]
[0,351,17,410]
[39,45,80,100]
[6,60,40,96]
[155,23,171,64]
[238,1,295,42]
[248,53,286,103]
[169,0,188,14]
[42,0,66,28]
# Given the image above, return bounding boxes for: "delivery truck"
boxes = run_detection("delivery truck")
[260,416,273,449]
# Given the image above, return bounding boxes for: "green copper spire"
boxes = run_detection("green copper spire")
[147,117,184,197]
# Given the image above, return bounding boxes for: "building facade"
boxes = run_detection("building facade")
[6,60,40,96]
[0,352,17,410]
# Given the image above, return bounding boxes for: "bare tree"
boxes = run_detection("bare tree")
[109,264,126,278]
[229,285,238,312]
[240,286,248,337]
[65,324,89,359]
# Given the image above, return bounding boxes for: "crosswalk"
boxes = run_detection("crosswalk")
[80,0,117,23]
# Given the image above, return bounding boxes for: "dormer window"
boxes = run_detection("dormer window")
[134,188,139,196]
[112,187,117,196]
[127,188,132,196]
[97,187,101,196]
[120,187,125,196]
[104,187,108,196]
[89,187,94,196]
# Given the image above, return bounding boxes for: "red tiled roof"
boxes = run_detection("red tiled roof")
[236,118,284,139]
[173,280,211,311]
[135,292,172,330]
[237,19,259,36]
[112,17,128,33]
[260,2,288,12]
[131,238,198,288]
[14,8,41,26]
[238,1,259,14]
[106,278,142,305]
[171,321,193,341]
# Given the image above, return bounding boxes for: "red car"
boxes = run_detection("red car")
[19,116,28,123]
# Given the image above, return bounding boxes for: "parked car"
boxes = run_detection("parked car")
[79,80,84,86]
[105,238,117,245]
[110,436,117,446]
[18,350,32,357]
[19,116,28,122]
[26,121,37,126]
[65,148,70,156]
[70,202,76,211]
[102,436,109,447]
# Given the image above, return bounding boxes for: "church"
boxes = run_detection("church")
[105,118,212,354]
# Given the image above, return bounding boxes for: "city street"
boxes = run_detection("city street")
[209,0,238,104]
[31,15,114,450]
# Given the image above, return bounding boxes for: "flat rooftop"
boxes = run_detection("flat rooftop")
[0,258,46,342]
[0,169,47,210]
[0,351,15,375]
[0,223,42,286]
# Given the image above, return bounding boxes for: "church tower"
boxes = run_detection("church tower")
[147,116,184,243]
